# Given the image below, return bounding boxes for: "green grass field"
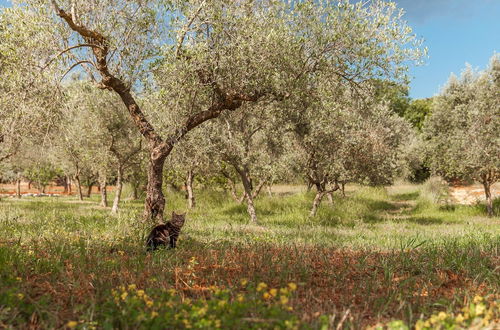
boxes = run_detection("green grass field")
[0,183,498,329]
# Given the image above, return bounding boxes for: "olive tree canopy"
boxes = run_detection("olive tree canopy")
[423,55,500,216]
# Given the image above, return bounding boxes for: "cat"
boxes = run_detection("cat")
[146,211,186,251]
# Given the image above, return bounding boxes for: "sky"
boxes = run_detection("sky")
[396,0,500,98]
[1,0,499,99]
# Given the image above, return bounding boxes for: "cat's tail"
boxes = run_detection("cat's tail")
[145,234,155,251]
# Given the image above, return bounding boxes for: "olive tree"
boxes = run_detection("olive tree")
[57,81,144,211]
[3,0,423,223]
[0,6,61,166]
[423,55,499,216]
[203,104,290,224]
[290,89,413,216]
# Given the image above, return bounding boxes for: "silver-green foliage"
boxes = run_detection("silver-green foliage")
[423,54,500,215]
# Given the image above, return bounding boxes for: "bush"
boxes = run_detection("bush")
[420,176,449,204]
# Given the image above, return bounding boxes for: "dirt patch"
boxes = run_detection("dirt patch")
[449,183,499,205]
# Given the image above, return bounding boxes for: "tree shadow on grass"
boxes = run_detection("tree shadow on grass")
[362,214,384,224]
[391,191,419,201]
[355,198,399,212]
[401,216,444,225]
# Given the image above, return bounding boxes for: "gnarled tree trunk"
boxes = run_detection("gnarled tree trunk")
[99,175,108,207]
[185,169,195,209]
[310,189,326,217]
[131,184,139,200]
[86,184,93,198]
[235,165,259,224]
[266,184,273,197]
[16,175,21,198]
[481,179,493,217]
[143,151,167,223]
[75,171,83,201]
[310,182,339,216]
[67,176,72,194]
[112,166,124,214]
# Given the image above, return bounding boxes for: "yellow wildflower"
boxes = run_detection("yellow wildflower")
[414,320,425,330]
[118,250,125,256]
[280,295,289,305]
[288,283,297,291]
[475,303,486,315]
[237,294,244,302]
[269,288,278,297]
[257,282,267,292]
[240,279,248,286]
[17,293,24,300]
[121,292,128,301]
[128,284,136,291]
[151,311,159,318]
[218,300,227,307]
[473,295,483,303]
[66,321,78,329]
[182,319,192,329]
[16,277,22,282]
[455,314,464,323]
[438,312,447,320]
[263,292,271,300]
[146,299,154,307]
[137,290,145,297]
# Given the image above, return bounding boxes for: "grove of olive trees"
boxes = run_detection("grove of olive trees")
[0,0,424,222]
[2,1,500,329]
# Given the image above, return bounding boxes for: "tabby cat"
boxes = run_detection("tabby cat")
[146,212,186,251]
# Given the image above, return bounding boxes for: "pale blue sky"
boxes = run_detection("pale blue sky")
[1,0,499,99]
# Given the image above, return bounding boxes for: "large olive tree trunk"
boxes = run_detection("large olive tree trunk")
[143,152,167,222]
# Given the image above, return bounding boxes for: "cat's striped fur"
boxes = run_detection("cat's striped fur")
[146,212,186,251]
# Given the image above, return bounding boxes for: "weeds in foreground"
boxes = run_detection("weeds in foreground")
[0,183,498,328]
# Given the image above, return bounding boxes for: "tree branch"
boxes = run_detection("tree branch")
[51,0,164,146]
[43,44,104,70]
[0,151,15,163]
[60,60,96,81]
[176,0,207,58]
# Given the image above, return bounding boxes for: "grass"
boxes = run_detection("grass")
[0,182,498,329]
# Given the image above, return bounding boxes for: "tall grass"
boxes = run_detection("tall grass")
[0,182,498,328]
